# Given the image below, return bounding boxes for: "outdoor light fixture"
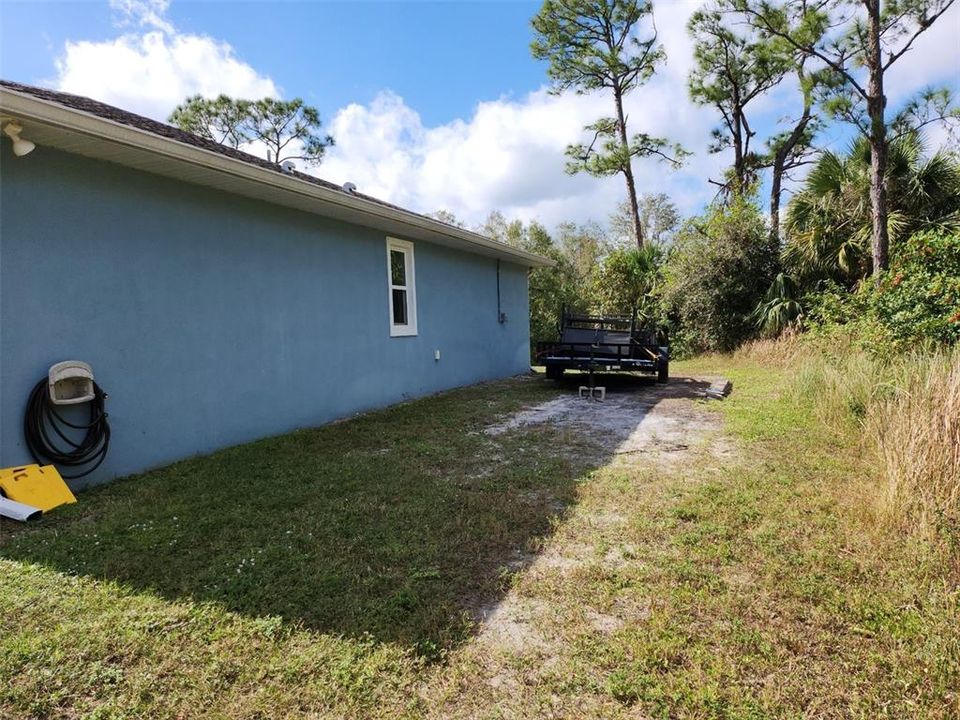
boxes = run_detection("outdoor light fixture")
[3,121,36,157]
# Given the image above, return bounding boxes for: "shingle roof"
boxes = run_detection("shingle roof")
[0,79,443,224]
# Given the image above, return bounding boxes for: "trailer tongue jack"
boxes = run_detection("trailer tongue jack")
[578,362,606,401]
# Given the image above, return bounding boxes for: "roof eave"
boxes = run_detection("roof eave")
[0,87,555,268]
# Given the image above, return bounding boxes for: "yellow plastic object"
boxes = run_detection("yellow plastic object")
[0,464,76,513]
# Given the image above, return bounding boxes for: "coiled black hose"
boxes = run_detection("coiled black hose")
[23,379,110,479]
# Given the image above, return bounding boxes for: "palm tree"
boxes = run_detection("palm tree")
[752,272,803,335]
[593,244,664,319]
[784,132,960,288]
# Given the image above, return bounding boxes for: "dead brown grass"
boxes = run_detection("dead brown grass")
[760,338,960,559]
[871,349,960,547]
[734,332,806,367]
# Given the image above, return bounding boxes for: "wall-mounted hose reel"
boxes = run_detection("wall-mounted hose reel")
[0,362,109,522]
[23,361,111,480]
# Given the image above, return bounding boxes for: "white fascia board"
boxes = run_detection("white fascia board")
[0,88,555,268]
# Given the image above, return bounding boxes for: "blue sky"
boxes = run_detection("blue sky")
[1,0,958,231]
[2,1,546,127]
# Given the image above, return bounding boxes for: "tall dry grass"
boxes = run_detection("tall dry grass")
[752,338,960,551]
[871,350,960,542]
[735,333,806,367]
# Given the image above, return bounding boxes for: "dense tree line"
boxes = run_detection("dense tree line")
[516,0,959,357]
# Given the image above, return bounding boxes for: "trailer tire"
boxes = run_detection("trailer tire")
[545,366,565,381]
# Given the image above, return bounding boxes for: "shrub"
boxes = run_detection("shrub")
[752,272,804,336]
[662,195,779,354]
[802,280,866,329]
[592,245,662,318]
[866,229,960,350]
[803,229,960,356]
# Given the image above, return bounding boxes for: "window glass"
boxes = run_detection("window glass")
[392,288,408,325]
[387,238,416,336]
[390,250,406,286]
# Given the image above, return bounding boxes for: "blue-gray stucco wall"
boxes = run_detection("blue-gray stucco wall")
[0,145,530,488]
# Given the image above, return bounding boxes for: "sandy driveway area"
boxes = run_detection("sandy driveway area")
[486,374,734,461]
[426,373,735,715]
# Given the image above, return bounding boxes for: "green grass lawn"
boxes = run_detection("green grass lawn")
[1,361,957,718]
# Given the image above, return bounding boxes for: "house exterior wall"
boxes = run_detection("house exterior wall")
[0,145,530,488]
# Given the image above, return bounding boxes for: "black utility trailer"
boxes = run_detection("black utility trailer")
[535,312,669,383]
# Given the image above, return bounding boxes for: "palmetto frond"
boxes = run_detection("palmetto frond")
[784,131,960,287]
[752,272,803,335]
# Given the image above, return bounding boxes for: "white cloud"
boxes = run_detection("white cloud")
[320,79,723,229]
[110,0,174,34]
[883,2,960,104]
[319,1,722,228]
[48,0,957,231]
[50,0,715,229]
[54,1,277,120]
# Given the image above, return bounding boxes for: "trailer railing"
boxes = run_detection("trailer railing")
[534,341,658,364]
[536,309,669,383]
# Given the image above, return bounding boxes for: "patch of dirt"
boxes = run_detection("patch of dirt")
[424,377,741,717]
[583,607,624,634]
[484,396,576,436]
[472,376,733,663]
[472,597,550,654]
[603,542,639,566]
[613,595,653,623]
[584,510,628,527]
[533,542,593,573]
[484,376,730,466]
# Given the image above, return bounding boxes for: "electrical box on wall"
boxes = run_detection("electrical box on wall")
[48,361,95,405]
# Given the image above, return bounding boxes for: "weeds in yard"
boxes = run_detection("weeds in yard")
[0,377,590,657]
[870,349,960,548]
[783,344,960,558]
[2,363,958,718]
[734,336,960,561]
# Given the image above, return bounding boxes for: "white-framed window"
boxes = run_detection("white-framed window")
[386,237,417,336]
